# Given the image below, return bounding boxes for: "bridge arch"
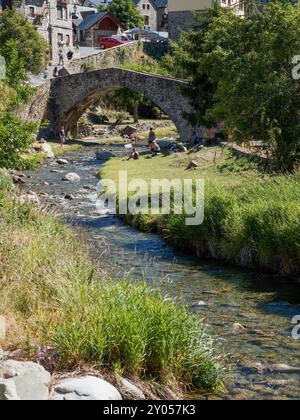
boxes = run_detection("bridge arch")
[48,68,194,140]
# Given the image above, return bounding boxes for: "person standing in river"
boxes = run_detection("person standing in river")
[58,126,66,147]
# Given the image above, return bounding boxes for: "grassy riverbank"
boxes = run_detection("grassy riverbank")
[100,147,300,275]
[0,171,225,393]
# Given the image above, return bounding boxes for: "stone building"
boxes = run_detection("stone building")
[0,0,74,64]
[168,0,244,41]
[132,0,168,32]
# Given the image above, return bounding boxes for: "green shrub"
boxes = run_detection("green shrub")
[0,113,38,170]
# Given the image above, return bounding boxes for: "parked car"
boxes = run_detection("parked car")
[98,35,129,49]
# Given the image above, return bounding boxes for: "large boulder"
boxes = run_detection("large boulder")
[96,151,116,161]
[0,360,51,400]
[51,376,122,401]
[62,173,81,182]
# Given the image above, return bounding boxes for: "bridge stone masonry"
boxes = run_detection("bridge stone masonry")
[47,67,194,141]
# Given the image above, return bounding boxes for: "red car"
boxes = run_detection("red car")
[98,35,129,49]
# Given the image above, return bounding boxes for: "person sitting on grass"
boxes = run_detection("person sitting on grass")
[127,148,140,161]
[151,141,161,157]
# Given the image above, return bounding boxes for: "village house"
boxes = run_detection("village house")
[78,11,122,47]
[168,0,244,41]
[0,0,74,64]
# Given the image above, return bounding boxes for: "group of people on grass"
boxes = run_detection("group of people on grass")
[127,128,161,161]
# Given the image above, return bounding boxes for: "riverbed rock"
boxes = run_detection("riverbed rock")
[56,159,68,165]
[52,376,122,401]
[96,151,116,161]
[62,173,81,182]
[232,323,247,332]
[12,175,26,184]
[40,143,55,159]
[266,364,300,374]
[117,377,146,400]
[191,300,208,308]
[0,360,51,400]
[19,191,40,206]
[64,194,75,200]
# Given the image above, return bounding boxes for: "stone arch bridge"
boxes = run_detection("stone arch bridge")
[44,67,194,140]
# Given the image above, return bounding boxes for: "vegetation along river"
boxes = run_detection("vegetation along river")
[26,143,300,400]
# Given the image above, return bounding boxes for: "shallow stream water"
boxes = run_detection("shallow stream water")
[25,144,300,400]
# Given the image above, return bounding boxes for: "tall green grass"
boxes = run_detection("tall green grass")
[0,172,225,392]
[123,176,300,275]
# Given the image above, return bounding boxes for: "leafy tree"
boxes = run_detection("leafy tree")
[200,2,300,171]
[161,8,219,128]
[107,0,144,29]
[108,88,144,123]
[168,2,300,171]
[98,4,108,12]
[0,9,48,74]
[0,113,38,169]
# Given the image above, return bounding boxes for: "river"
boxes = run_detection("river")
[25,143,300,400]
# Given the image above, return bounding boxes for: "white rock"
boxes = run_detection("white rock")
[0,379,19,400]
[40,143,55,159]
[192,300,207,308]
[19,191,40,206]
[117,377,146,400]
[62,173,81,182]
[56,159,68,165]
[0,360,51,400]
[232,323,246,332]
[52,376,122,401]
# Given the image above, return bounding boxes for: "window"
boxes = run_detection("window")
[29,6,35,17]
[147,4,150,10]
[58,33,64,46]
[57,5,68,21]
[144,16,150,26]
[66,34,70,46]
[143,4,146,9]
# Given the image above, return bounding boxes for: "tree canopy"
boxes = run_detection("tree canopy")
[0,9,48,75]
[103,0,144,29]
[165,2,300,171]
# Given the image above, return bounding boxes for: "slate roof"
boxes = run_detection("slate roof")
[78,12,109,30]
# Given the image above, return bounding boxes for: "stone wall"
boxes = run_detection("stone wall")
[65,42,142,75]
[16,82,51,137]
[142,42,171,60]
[168,10,198,42]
